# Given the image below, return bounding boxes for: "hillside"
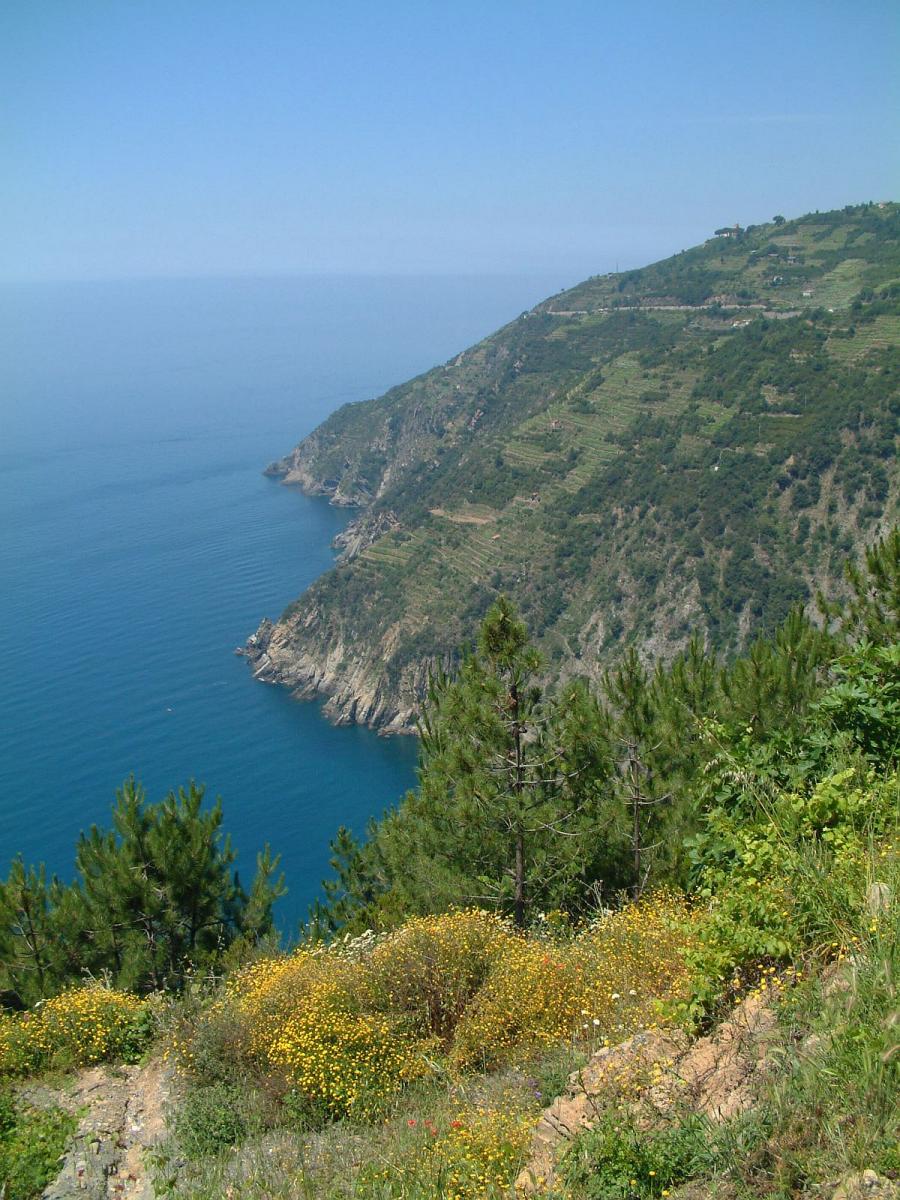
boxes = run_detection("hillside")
[2,534,897,1199]
[247,203,900,730]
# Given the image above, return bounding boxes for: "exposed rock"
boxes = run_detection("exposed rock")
[516,992,778,1196]
[264,431,373,507]
[674,990,777,1121]
[866,881,892,915]
[832,1171,899,1200]
[243,613,428,734]
[24,1059,171,1199]
[516,1030,687,1195]
[332,510,401,564]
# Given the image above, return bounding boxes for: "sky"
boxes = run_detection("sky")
[2,0,898,283]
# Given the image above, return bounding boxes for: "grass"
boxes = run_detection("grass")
[151,1067,543,1199]
[0,1090,77,1200]
[747,877,900,1194]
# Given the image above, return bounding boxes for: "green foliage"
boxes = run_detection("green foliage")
[0,780,286,1006]
[815,641,900,761]
[173,1083,253,1159]
[602,648,680,892]
[412,598,604,926]
[716,606,833,738]
[820,526,900,646]
[0,861,73,1010]
[314,598,624,931]
[679,619,899,1012]
[562,1107,770,1199]
[0,1093,77,1200]
[683,763,898,1016]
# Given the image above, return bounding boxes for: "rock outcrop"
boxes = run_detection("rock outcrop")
[516,992,778,1195]
[25,1058,171,1199]
[244,613,428,734]
[264,433,373,507]
[832,1172,900,1200]
[332,510,401,564]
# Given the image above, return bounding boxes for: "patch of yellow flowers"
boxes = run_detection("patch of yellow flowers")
[0,985,146,1074]
[451,891,693,1071]
[196,892,695,1121]
[225,951,433,1121]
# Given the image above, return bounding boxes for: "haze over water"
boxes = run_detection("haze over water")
[0,274,560,932]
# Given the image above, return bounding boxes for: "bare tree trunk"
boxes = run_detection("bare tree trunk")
[514,827,526,928]
[511,680,526,928]
[17,891,47,998]
[629,743,643,898]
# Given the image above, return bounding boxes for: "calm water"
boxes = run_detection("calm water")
[0,274,560,932]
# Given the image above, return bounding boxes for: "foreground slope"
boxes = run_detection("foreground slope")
[248,203,900,729]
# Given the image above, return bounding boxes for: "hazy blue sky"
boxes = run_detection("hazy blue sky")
[3,0,898,282]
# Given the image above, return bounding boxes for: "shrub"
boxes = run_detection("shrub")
[218,951,432,1120]
[173,1082,250,1159]
[0,986,149,1074]
[449,934,587,1072]
[683,766,899,1017]
[178,896,695,1128]
[363,909,507,1041]
[451,893,695,1072]
[0,1093,77,1200]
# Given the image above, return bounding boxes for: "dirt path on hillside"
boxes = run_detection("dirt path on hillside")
[23,1058,172,1199]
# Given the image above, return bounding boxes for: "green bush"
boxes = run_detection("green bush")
[173,1083,251,1159]
[0,1093,77,1200]
[175,1002,251,1088]
[562,1108,769,1199]
[281,1087,330,1133]
[682,758,898,1018]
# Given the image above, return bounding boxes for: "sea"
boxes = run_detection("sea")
[0,274,561,934]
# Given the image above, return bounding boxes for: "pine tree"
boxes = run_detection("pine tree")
[603,648,671,896]
[411,597,609,926]
[73,777,285,990]
[819,526,900,646]
[719,606,832,738]
[1,777,286,1000]
[0,860,57,1006]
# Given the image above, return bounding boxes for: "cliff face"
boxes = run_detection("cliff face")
[246,614,431,734]
[265,434,372,507]
[247,204,900,730]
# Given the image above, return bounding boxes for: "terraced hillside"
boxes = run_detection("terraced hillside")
[247,203,900,730]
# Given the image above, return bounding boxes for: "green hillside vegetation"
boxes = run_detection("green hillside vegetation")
[1,531,897,1199]
[256,203,899,730]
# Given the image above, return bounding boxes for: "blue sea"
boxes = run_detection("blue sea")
[0,274,560,933]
